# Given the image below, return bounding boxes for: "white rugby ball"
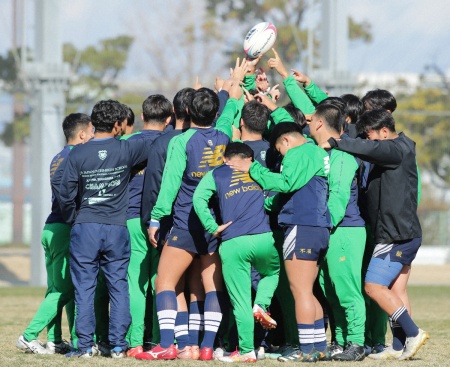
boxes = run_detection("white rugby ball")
[243,22,277,59]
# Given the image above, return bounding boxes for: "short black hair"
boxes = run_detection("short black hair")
[314,103,342,134]
[142,94,173,123]
[91,99,124,133]
[269,122,303,149]
[118,103,129,123]
[126,106,135,127]
[62,113,91,143]
[188,88,219,127]
[362,89,397,112]
[283,103,306,128]
[224,142,254,160]
[317,97,347,133]
[356,109,396,136]
[340,94,364,123]
[173,88,195,122]
[241,100,270,134]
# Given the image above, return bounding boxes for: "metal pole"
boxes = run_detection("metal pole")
[28,0,69,286]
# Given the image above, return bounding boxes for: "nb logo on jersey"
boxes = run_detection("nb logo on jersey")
[260,151,266,161]
[98,150,107,160]
[50,157,64,178]
[230,170,254,187]
[198,145,226,168]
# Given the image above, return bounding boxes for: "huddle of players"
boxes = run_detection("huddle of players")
[16,51,428,362]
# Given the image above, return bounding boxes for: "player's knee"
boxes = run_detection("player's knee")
[364,282,376,298]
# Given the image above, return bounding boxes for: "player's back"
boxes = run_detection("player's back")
[174,127,230,229]
[47,145,73,224]
[61,137,148,226]
[212,164,270,241]
[122,130,163,220]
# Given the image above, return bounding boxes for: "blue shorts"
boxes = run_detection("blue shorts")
[166,226,218,255]
[371,238,422,265]
[282,225,329,262]
[365,256,403,286]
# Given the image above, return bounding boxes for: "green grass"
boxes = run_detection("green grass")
[1,286,449,366]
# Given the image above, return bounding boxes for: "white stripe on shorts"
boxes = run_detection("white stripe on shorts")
[283,226,297,259]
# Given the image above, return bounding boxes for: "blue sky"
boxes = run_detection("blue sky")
[0,0,449,76]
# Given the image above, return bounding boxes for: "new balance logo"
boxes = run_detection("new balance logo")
[198,145,226,168]
[230,170,253,187]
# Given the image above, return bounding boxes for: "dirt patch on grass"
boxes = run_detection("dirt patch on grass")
[0,246,449,286]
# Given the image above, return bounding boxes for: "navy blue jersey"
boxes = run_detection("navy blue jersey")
[175,128,229,230]
[141,129,184,225]
[212,165,271,241]
[59,137,152,226]
[244,140,270,167]
[122,130,163,220]
[277,176,331,228]
[46,145,73,224]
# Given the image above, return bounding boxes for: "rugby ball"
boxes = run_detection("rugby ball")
[243,22,277,59]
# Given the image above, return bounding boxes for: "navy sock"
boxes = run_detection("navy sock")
[391,306,419,338]
[188,301,204,346]
[201,291,223,349]
[314,319,327,352]
[175,311,189,349]
[389,317,406,351]
[156,290,177,348]
[298,324,314,354]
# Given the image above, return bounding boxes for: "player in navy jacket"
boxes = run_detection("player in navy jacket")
[59,99,153,358]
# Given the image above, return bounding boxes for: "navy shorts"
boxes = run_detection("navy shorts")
[371,237,422,266]
[282,225,329,262]
[166,226,218,255]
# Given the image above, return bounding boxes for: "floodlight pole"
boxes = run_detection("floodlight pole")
[26,0,69,286]
[314,0,355,95]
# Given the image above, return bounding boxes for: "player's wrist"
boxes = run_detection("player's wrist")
[150,219,160,228]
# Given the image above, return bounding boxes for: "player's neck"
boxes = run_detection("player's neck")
[143,121,166,131]
[175,119,190,130]
[314,129,339,147]
[191,122,211,129]
[95,131,116,139]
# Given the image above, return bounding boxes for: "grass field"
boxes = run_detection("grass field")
[1,286,449,366]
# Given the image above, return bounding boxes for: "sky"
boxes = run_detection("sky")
[0,0,449,77]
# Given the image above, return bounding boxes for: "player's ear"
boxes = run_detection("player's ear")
[113,121,121,134]
[141,113,145,122]
[165,115,171,126]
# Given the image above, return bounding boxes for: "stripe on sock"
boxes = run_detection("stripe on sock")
[298,327,315,344]
[391,306,407,322]
[204,311,222,332]
[157,309,177,329]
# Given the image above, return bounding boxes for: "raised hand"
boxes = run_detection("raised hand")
[228,79,243,100]
[231,57,250,82]
[246,55,263,75]
[214,76,225,92]
[243,87,255,103]
[255,93,278,111]
[291,69,311,87]
[193,76,203,90]
[269,84,281,101]
[267,48,289,79]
